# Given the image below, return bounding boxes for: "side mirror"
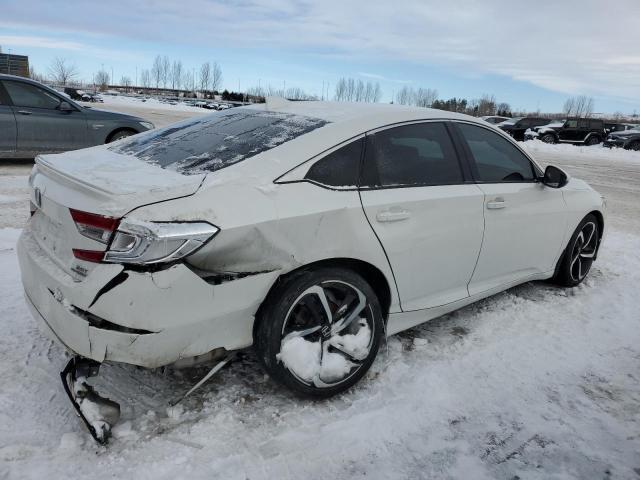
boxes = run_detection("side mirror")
[542,165,568,188]
[59,101,75,112]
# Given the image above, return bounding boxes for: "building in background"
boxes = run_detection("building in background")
[0,47,30,77]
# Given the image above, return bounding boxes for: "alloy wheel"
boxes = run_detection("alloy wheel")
[569,221,598,282]
[279,280,375,388]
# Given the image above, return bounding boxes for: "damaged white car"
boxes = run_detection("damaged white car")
[17,100,605,443]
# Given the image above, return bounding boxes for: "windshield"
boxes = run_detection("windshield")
[110,109,329,175]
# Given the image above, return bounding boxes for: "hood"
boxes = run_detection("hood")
[34,144,205,217]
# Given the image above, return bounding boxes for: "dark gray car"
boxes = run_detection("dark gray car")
[0,74,153,158]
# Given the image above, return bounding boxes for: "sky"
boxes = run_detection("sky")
[1,0,639,114]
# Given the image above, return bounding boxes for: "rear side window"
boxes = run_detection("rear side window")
[111,109,329,175]
[362,122,463,187]
[305,138,363,187]
[457,123,535,183]
[2,81,61,109]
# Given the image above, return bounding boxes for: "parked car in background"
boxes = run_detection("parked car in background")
[605,122,639,134]
[529,118,607,146]
[481,115,511,124]
[497,117,551,141]
[17,101,605,443]
[0,75,153,158]
[603,126,640,150]
[524,119,566,142]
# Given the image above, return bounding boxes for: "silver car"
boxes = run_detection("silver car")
[0,74,153,158]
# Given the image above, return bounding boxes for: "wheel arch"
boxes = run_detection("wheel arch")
[254,257,393,338]
[105,127,139,143]
[554,209,605,278]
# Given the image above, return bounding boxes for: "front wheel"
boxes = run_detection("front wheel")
[106,129,136,143]
[627,141,640,151]
[255,267,383,398]
[553,214,600,287]
[541,133,556,144]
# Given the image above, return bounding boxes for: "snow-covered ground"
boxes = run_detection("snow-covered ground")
[0,141,639,479]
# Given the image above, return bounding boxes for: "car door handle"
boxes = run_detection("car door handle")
[17,110,33,115]
[486,198,506,209]
[376,208,411,222]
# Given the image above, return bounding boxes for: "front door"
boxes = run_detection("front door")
[2,80,89,154]
[359,121,485,311]
[453,122,568,295]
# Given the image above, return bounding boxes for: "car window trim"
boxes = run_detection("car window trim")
[450,120,543,184]
[274,133,366,191]
[358,119,471,191]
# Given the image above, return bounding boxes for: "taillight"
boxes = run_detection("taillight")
[70,209,120,263]
[69,209,120,244]
[104,219,219,265]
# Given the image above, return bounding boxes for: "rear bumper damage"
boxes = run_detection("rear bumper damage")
[60,356,120,444]
[18,225,279,368]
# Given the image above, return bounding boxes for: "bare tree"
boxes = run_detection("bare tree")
[48,57,79,85]
[95,70,110,91]
[151,55,163,91]
[395,86,414,105]
[182,70,194,94]
[476,94,497,116]
[120,76,132,92]
[171,60,183,90]
[414,88,438,108]
[211,62,223,92]
[199,62,211,96]
[28,66,45,83]
[140,69,151,89]
[161,55,170,89]
[563,95,594,118]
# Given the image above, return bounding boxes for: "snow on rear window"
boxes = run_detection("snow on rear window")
[110,109,329,175]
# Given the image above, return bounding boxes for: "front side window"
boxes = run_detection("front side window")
[565,120,578,128]
[457,123,535,183]
[361,122,463,188]
[111,109,329,175]
[305,138,363,187]
[2,81,61,109]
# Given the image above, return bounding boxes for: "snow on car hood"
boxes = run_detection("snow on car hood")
[35,144,205,216]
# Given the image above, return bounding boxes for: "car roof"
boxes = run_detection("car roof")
[244,99,479,136]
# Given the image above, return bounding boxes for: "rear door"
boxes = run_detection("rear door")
[0,82,17,155]
[453,122,567,295]
[2,80,89,154]
[359,121,485,311]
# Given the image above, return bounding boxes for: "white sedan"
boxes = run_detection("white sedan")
[18,100,605,442]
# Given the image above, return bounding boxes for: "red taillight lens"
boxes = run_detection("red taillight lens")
[69,209,120,244]
[72,249,105,263]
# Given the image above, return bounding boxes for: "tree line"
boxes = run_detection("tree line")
[36,58,599,118]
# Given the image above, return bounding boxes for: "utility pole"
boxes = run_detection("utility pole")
[135,66,138,89]
[111,66,114,87]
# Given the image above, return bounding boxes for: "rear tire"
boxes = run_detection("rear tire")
[553,214,600,287]
[585,135,601,146]
[255,267,383,398]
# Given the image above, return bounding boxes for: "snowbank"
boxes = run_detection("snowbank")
[522,140,640,164]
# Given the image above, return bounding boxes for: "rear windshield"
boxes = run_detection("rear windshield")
[110,109,329,175]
